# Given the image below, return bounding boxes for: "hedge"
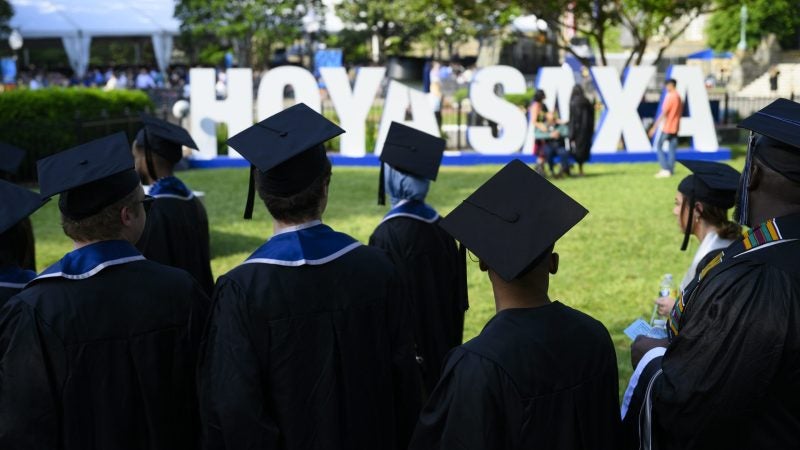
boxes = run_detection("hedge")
[0,88,154,181]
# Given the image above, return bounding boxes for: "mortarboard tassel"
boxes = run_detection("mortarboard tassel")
[142,129,158,183]
[244,164,256,220]
[378,162,386,205]
[680,194,695,251]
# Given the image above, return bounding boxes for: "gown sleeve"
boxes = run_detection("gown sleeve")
[384,264,424,449]
[410,348,513,450]
[197,276,280,449]
[651,263,794,444]
[0,299,64,448]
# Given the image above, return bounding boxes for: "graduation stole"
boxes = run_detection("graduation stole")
[668,214,800,340]
[0,266,37,289]
[33,240,145,283]
[243,221,361,267]
[382,200,439,224]
[148,176,194,200]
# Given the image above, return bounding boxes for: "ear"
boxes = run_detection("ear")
[694,201,704,217]
[549,252,559,275]
[120,205,136,227]
[323,176,331,196]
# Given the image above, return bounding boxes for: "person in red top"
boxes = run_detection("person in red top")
[649,79,683,178]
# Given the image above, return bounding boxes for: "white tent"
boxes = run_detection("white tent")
[9,0,180,77]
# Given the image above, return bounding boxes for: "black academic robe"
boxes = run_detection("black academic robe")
[0,287,16,308]
[0,250,209,449]
[410,302,621,450]
[569,95,594,164]
[0,265,36,309]
[198,244,421,450]
[625,215,800,450]
[369,214,468,396]
[137,194,214,296]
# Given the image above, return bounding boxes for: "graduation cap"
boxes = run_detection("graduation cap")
[738,98,800,183]
[37,132,141,220]
[440,159,588,282]
[136,114,198,179]
[227,103,344,219]
[377,122,446,205]
[0,179,48,235]
[676,160,740,251]
[0,142,26,175]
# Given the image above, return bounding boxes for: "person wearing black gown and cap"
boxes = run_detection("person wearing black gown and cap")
[650,160,742,317]
[133,115,214,295]
[409,159,621,450]
[0,142,38,271]
[0,179,47,306]
[0,133,210,449]
[197,103,421,449]
[369,121,467,397]
[620,160,741,440]
[628,98,800,449]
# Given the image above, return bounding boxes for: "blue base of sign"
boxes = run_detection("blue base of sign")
[188,148,732,169]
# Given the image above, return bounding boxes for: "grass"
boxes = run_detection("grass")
[29,151,745,395]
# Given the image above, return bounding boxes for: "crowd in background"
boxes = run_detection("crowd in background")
[16,65,190,93]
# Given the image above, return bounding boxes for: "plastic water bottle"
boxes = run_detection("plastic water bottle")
[659,274,674,299]
[649,274,673,325]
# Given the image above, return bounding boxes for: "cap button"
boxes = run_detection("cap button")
[79,160,88,165]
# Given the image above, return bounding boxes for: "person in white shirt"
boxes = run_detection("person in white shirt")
[135,68,156,90]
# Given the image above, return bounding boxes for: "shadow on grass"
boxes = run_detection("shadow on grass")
[210,230,266,258]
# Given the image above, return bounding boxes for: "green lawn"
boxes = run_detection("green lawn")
[29,153,745,395]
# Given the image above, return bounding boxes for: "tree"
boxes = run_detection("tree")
[175,0,321,68]
[706,0,800,51]
[0,0,13,34]
[451,0,738,73]
[417,0,522,59]
[335,0,432,62]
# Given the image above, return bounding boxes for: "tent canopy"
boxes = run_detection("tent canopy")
[9,0,179,76]
[10,0,179,38]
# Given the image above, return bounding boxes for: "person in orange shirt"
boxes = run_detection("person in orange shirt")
[649,79,683,178]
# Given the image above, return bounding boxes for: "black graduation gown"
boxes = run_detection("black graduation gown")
[624,214,800,450]
[0,265,35,309]
[369,208,468,396]
[0,242,210,450]
[410,302,621,450]
[198,227,421,450]
[569,96,594,164]
[137,182,214,296]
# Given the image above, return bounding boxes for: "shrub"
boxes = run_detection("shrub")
[504,88,536,108]
[0,88,154,181]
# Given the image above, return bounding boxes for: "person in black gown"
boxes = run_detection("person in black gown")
[409,159,621,450]
[198,104,421,450]
[133,115,214,295]
[369,121,467,397]
[626,99,800,449]
[0,179,47,306]
[0,133,210,449]
[0,142,37,271]
[568,85,594,176]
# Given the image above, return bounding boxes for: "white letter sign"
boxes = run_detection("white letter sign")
[467,65,527,154]
[322,67,386,157]
[190,68,253,158]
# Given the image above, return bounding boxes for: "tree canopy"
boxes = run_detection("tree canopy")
[175,0,321,67]
[0,0,13,34]
[706,0,800,51]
